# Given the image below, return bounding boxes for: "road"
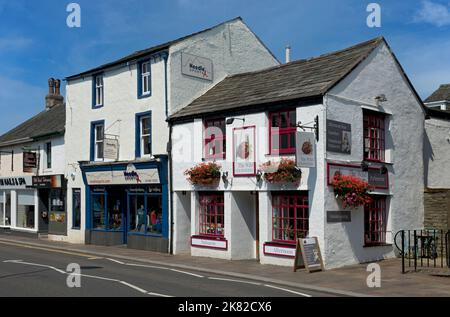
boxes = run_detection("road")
[0,241,335,297]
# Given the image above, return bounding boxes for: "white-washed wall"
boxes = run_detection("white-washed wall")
[424,118,450,189]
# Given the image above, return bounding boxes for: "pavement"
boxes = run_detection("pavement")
[1,233,450,297]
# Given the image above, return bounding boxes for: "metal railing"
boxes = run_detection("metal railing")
[394,229,450,274]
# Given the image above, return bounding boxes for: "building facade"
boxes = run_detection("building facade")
[169,37,426,269]
[63,17,279,252]
[0,79,67,239]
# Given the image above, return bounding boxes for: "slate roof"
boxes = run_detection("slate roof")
[169,37,385,122]
[0,103,65,147]
[66,17,277,81]
[425,84,450,103]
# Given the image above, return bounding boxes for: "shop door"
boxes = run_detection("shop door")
[106,188,127,245]
[38,189,50,233]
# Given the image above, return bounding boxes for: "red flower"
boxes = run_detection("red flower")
[185,162,222,186]
[260,159,302,184]
[331,174,373,209]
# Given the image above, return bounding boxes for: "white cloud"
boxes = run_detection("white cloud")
[0,36,33,52]
[414,0,450,27]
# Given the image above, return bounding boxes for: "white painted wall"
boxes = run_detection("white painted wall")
[424,117,450,189]
[230,191,256,260]
[173,191,191,254]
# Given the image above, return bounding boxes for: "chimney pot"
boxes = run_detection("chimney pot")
[285,45,291,64]
[45,78,64,110]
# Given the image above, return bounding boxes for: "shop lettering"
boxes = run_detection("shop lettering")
[123,171,142,183]
[189,63,209,78]
[0,178,27,187]
[178,302,212,315]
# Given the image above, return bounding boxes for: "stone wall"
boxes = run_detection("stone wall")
[424,189,450,230]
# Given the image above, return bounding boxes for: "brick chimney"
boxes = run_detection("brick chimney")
[45,78,64,110]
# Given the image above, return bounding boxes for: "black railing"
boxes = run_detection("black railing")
[394,229,450,274]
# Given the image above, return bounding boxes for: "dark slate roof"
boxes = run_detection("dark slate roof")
[169,37,385,121]
[425,84,450,103]
[426,107,450,120]
[66,17,277,81]
[0,103,65,147]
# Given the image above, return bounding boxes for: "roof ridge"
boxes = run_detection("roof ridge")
[222,36,384,81]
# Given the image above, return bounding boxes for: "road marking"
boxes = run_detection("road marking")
[3,259,172,297]
[106,258,125,265]
[0,241,94,259]
[264,284,313,297]
[125,263,170,271]
[207,277,262,286]
[170,269,204,278]
[88,257,103,260]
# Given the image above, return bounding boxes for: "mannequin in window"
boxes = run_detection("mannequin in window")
[136,205,145,232]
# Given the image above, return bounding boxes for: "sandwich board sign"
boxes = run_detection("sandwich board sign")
[294,237,324,273]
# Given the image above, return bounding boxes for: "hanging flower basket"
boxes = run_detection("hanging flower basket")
[260,158,302,184]
[185,162,222,186]
[331,174,373,209]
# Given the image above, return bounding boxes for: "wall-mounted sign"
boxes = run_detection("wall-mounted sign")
[191,236,228,250]
[233,126,256,176]
[368,169,389,189]
[0,176,32,189]
[263,243,296,258]
[296,132,316,168]
[103,138,119,161]
[181,52,213,81]
[85,165,160,186]
[327,163,368,185]
[326,120,352,154]
[327,211,352,223]
[23,152,37,172]
[32,175,64,189]
[294,237,324,273]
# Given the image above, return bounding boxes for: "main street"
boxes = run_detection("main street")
[0,241,334,297]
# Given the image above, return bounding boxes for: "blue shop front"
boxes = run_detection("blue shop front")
[80,156,169,253]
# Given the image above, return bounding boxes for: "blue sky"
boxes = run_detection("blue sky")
[0,0,449,134]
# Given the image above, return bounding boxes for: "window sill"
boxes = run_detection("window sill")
[92,105,104,109]
[138,93,152,100]
[364,243,392,248]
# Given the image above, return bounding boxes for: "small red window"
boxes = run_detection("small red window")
[364,112,385,162]
[204,119,226,159]
[364,196,387,245]
[269,110,297,155]
[272,192,309,244]
[199,193,225,237]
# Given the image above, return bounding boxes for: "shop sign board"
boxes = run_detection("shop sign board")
[368,169,389,189]
[23,152,37,172]
[327,211,352,223]
[0,176,32,189]
[327,162,389,189]
[263,243,296,258]
[326,120,352,154]
[181,52,213,81]
[85,164,160,185]
[103,138,119,161]
[191,236,228,250]
[32,175,64,188]
[233,126,256,176]
[296,131,316,168]
[294,237,324,273]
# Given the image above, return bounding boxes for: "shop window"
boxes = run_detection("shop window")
[272,192,309,244]
[107,192,123,231]
[0,192,4,226]
[72,189,81,229]
[364,196,388,246]
[17,191,35,229]
[92,192,106,230]
[93,74,104,108]
[269,109,297,155]
[363,111,385,162]
[129,193,163,236]
[199,193,225,237]
[204,119,226,160]
[138,60,151,98]
[136,112,152,158]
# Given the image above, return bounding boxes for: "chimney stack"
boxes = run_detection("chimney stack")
[285,45,291,63]
[45,78,64,110]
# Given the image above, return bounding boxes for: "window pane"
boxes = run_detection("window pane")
[280,133,289,149]
[92,194,105,230]
[271,114,279,128]
[142,136,151,155]
[129,195,146,233]
[147,196,163,235]
[96,142,104,159]
[280,112,288,128]
[289,111,296,127]
[72,189,81,229]
[141,117,151,135]
[96,125,104,141]
[107,194,122,231]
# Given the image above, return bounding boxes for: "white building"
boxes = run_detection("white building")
[63,17,279,252]
[0,79,67,238]
[169,37,426,269]
[423,85,450,230]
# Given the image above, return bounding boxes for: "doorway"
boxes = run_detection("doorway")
[38,189,50,233]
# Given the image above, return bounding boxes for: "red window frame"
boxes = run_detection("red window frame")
[364,196,387,246]
[272,192,309,244]
[269,110,297,155]
[363,112,385,162]
[199,193,225,238]
[204,118,226,160]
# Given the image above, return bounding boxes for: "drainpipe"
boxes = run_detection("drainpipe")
[168,124,174,255]
[162,52,169,119]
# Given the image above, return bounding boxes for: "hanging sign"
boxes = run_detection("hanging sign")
[296,131,316,168]
[326,120,352,154]
[23,152,37,172]
[181,52,213,81]
[103,138,119,161]
[294,237,324,273]
[233,126,256,177]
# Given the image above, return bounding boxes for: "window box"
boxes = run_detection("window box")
[260,159,302,184]
[331,174,373,209]
[185,162,222,187]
